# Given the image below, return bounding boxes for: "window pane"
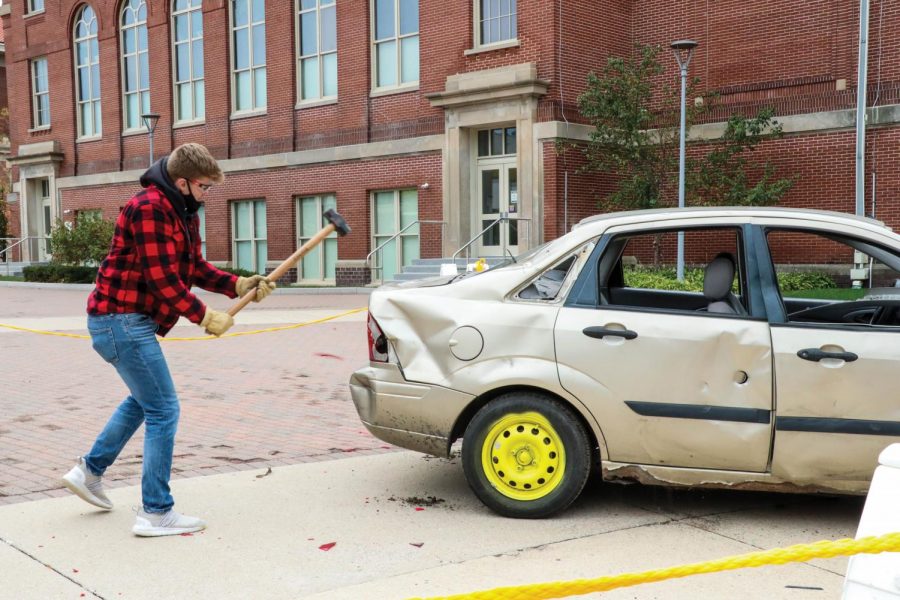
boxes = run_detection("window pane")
[234,0,248,27]
[254,201,266,238]
[374,192,395,235]
[174,44,188,81]
[78,67,90,100]
[491,128,503,155]
[510,0,517,36]
[178,83,192,120]
[302,247,322,280]
[399,0,418,35]
[192,40,204,77]
[482,170,500,213]
[252,24,266,66]
[377,238,398,281]
[500,16,510,41]
[300,198,318,236]
[234,28,249,69]
[81,102,92,136]
[236,202,251,238]
[376,41,397,87]
[477,130,489,156]
[236,71,251,110]
[93,101,102,134]
[300,12,317,56]
[400,36,419,83]
[126,94,139,129]
[402,235,419,266]
[375,0,395,40]
[491,18,500,44]
[195,81,205,119]
[301,0,317,9]
[322,53,337,97]
[302,57,320,99]
[77,42,88,66]
[481,0,491,19]
[324,238,337,279]
[481,20,490,44]
[251,0,264,22]
[39,96,51,126]
[323,195,337,215]
[509,218,518,246]
[236,240,252,271]
[320,6,336,52]
[138,25,148,51]
[505,127,516,154]
[124,28,135,54]
[254,67,267,108]
[399,189,418,229]
[482,220,500,246]
[124,56,136,92]
[139,53,150,89]
[192,12,203,38]
[256,241,267,274]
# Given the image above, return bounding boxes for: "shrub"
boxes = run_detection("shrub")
[219,266,257,278]
[48,218,116,266]
[623,266,706,292]
[23,264,99,283]
[775,271,836,292]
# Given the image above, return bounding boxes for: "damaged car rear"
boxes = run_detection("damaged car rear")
[350,207,900,518]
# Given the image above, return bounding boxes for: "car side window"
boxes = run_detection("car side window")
[597,227,748,316]
[517,241,595,301]
[766,229,900,327]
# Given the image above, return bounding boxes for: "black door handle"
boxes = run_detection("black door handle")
[797,348,858,363]
[583,326,638,340]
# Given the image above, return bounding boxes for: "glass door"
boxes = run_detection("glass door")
[39,180,52,261]
[476,163,518,257]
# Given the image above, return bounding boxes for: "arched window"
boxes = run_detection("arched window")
[74,5,101,138]
[120,0,149,131]
[173,0,205,122]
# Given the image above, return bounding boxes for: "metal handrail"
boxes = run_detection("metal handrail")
[366,220,446,277]
[1,236,50,276]
[452,215,531,263]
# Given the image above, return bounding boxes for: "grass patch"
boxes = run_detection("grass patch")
[0,275,24,282]
[782,288,866,301]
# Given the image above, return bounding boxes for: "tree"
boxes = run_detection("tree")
[576,44,793,211]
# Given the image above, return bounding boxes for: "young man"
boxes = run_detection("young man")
[62,143,275,537]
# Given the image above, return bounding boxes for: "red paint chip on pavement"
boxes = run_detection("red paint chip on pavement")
[414,507,424,511]
[319,542,336,551]
[410,542,424,548]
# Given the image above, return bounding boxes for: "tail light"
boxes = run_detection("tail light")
[367,313,389,362]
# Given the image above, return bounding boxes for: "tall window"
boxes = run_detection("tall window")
[74,5,101,138]
[173,0,205,122]
[298,0,337,102]
[372,189,418,281]
[296,195,337,281]
[476,0,517,47]
[232,200,267,273]
[31,58,50,129]
[27,0,44,14]
[121,0,150,132]
[231,0,267,113]
[372,0,418,89]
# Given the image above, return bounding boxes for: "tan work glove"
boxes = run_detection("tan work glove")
[236,275,276,302]
[200,308,234,337]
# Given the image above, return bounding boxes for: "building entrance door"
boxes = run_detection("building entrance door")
[39,188,53,262]
[474,126,518,257]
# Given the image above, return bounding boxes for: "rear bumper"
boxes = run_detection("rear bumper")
[349,363,474,458]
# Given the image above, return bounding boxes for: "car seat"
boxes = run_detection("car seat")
[704,252,746,315]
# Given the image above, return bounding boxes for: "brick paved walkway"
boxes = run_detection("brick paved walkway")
[0,286,396,505]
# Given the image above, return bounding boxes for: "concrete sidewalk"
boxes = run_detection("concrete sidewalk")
[0,451,861,600]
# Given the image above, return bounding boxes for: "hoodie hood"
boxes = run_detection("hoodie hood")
[139,157,201,225]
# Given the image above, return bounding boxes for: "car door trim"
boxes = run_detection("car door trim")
[776,416,900,436]
[625,401,771,424]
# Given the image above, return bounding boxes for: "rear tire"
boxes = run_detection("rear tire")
[462,392,592,518]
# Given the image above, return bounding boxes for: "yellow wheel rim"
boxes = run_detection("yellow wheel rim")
[480,411,566,501]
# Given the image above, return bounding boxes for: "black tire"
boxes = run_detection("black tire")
[461,392,592,518]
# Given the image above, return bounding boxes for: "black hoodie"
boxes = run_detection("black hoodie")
[139,157,200,240]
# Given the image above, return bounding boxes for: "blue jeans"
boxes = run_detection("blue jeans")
[84,313,179,513]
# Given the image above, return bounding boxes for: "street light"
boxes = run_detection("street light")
[141,112,161,168]
[671,39,697,282]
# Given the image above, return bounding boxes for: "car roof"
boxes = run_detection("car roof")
[574,207,890,233]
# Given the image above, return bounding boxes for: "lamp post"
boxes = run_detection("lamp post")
[671,39,697,282]
[141,113,161,168]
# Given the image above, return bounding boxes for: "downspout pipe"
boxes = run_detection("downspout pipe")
[855,0,870,217]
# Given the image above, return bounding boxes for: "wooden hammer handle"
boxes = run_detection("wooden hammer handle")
[227,223,337,317]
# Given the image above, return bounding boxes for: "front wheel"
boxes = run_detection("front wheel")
[462,392,592,518]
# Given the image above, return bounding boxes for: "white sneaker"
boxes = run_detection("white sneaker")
[132,508,206,537]
[61,457,113,510]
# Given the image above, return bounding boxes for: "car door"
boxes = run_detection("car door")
[555,224,774,472]
[761,225,900,487]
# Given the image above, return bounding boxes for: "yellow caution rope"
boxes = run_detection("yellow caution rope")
[413,531,900,600]
[0,307,367,341]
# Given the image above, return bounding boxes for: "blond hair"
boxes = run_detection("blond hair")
[167,143,224,184]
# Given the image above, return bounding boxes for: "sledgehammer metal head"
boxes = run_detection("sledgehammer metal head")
[324,209,351,236]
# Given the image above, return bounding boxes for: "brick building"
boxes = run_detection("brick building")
[1,1,898,285]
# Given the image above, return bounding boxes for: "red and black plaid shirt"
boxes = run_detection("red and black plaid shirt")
[87,184,237,336]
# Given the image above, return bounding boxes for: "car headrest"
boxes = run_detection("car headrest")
[704,253,736,300]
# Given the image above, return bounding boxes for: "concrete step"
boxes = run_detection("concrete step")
[0,262,29,277]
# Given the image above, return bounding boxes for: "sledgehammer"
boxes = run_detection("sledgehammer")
[227,208,351,317]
